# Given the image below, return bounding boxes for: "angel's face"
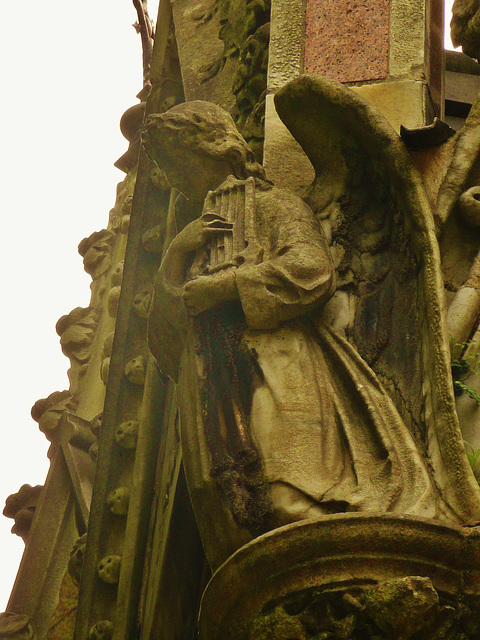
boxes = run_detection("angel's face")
[142,113,232,202]
[161,147,231,202]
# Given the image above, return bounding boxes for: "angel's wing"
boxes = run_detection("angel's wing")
[274,74,480,525]
[434,98,480,353]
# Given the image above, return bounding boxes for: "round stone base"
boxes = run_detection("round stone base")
[198,514,480,639]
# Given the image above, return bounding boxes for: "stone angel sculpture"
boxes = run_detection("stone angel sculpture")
[142,79,480,570]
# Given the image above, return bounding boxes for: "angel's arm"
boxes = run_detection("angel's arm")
[236,188,336,330]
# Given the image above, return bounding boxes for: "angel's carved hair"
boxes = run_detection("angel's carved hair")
[144,101,266,181]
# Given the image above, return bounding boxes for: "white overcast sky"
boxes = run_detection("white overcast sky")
[0,0,158,610]
[0,0,459,613]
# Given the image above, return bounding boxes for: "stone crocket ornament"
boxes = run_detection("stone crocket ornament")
[142,85,480,575]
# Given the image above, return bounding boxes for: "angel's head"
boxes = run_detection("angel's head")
[142,101,265,201]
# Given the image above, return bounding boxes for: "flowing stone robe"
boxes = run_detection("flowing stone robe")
[149,177,444,569]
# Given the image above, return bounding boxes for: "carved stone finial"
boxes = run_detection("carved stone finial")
[0,613,36,640]
[78,230,115,279]
[31,391,78,440]
[55,307,99,364]
[3,485,43,541]
[114,103,146,173]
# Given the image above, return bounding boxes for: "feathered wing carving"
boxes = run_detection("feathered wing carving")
[274,74,480,525]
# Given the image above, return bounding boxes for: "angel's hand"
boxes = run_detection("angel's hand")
[182,268,237,315]
[172,213,233,254]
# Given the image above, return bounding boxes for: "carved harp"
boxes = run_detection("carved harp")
[202,176,258,273]
[191,176,261,500]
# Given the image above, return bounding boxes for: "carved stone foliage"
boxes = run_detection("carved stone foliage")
[203,0,270,157]
[0,613,36,640]
[31,390,78,440]
[56,307,99,364]
[232,22,269,159]
[78,230,115,280]
[451,0,480,61]
[3,484,43,541]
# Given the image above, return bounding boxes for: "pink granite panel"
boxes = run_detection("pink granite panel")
[304,0,390,83]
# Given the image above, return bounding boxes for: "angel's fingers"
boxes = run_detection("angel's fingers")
[201,212,228,222]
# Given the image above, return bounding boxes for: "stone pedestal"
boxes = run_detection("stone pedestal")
[198,515,480,639]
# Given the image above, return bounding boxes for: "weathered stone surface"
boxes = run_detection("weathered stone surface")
[46,572,79,640]
[389,0,427,79]
[304,0,389,82]
[267,0,306,91]
[170,0,236,110]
